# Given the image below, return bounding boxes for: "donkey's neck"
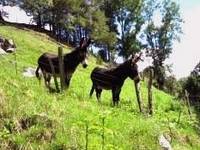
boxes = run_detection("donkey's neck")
[64,49,80,72]
[113,60,130,81]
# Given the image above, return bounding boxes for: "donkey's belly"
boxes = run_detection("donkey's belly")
[98,85,111,90]
[91,69,119,90]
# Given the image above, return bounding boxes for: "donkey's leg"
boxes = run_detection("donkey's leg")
[112,88,118,106]
[35,66,41,84]
[95,88,102,102]
[89,84,95,97]
[46,74,51,87]
[42,71,48,87]
[42,71,52,91]
[65,77,71,89]
[116,88,121,106]
[97,89,102,101]
[46,74,56,92]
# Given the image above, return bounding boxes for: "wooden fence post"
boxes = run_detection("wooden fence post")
[134,81,143,113]
[58,46,65,91]
[14,51,17,75]
[148,68,153,115]
[48,58,59,92]
[12,39,17,75]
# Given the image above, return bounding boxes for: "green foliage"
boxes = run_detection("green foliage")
[183,62,200,103]
[144,0,183,89]
[103,0,145,58]
[17,0,116,49]
[0,25,199,149]
[164,75,183,97]
[90,10,117,47]
[145,0,183,61]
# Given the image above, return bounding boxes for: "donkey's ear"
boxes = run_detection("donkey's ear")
[131,52,135,59]
[86,38,91,46]
[80,37,85,48]
[83,38,91,48]
[128,52,134,59]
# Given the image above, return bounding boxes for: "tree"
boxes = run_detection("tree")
[71,0,117,60]
[90,9,117,59]
[18,0,116,47]
[51,0,74,38]
[164,75,182,96]
[184,61,200,103]
[103,0,145,59]
[191,61,200,76]
[144,0,183,89]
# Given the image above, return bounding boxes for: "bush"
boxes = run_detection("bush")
[184,75,200,103]
[182,61,200,104]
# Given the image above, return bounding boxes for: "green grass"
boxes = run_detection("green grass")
[0,25,199,150]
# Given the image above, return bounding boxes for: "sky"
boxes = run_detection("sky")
[1,6,32,23]
[1,0,200,79]
[166,0,200,78]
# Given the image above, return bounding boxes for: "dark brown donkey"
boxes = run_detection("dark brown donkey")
[35,38,91,90]
[90,53,142,107]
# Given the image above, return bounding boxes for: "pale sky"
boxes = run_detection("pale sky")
[1,1,200,79]
[167,0,200,78]
[1,6,32,23]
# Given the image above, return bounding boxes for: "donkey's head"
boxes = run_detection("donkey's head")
[77,37,91,68]
[128,52,143,83]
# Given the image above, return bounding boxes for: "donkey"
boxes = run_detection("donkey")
[90,53,142,106]
[35,37,91,90]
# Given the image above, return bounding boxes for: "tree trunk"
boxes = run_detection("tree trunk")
[148,68,154,115]
[57,26,62,42]
[37,13,42,28]
[52,24,56,35]
[108,50,111,62]
[79,26,82,39]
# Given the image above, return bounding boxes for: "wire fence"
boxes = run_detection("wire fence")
[1,48,199,114]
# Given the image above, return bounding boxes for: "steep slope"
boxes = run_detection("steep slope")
[0,25,199,149]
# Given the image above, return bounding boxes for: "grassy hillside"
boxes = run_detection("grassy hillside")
[0,25,199,150]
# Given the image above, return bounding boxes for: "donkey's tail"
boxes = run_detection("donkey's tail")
[89,84,95,97]
[35,66,41,81]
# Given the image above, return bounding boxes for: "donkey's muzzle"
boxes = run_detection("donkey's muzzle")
[133,75,141,83]
[82,59,88,68]
[82,63,88,68]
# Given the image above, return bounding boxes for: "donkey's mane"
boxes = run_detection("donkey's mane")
[107,59,131,72]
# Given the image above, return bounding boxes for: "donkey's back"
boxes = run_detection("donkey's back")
[38,52,60,73]
[91,67,121,90]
